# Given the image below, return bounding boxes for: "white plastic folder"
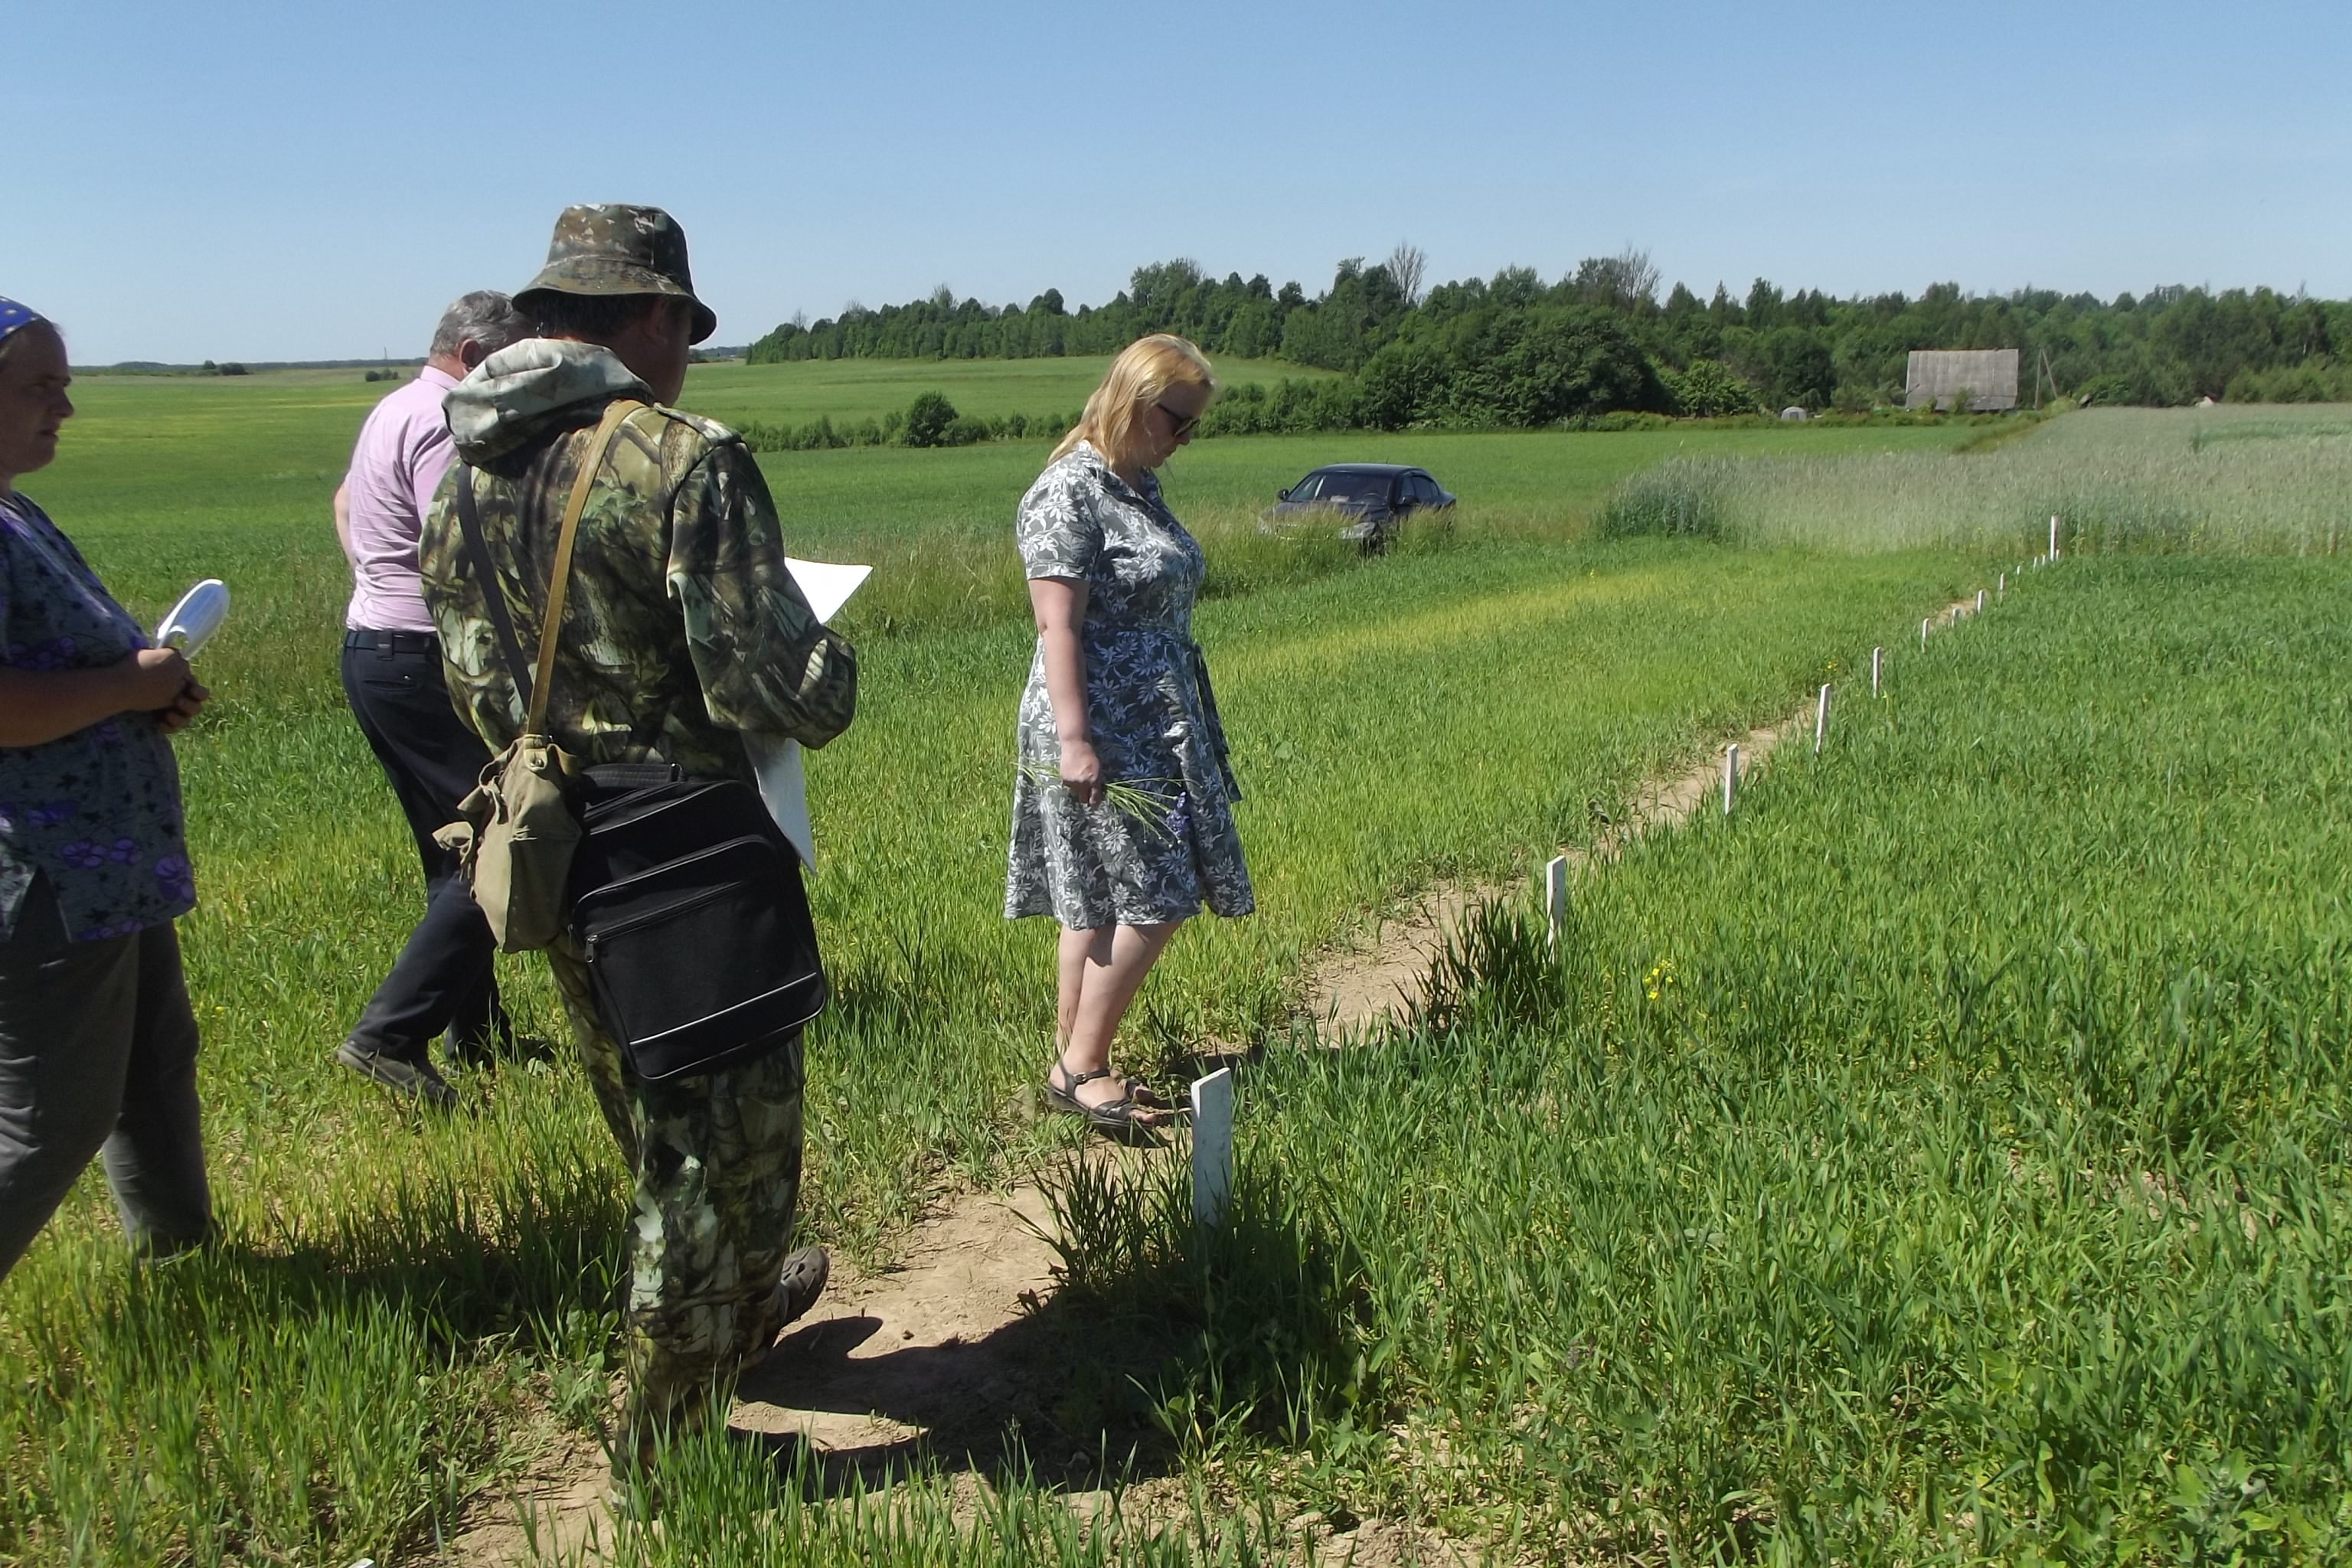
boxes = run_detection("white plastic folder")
[744,559,872,867]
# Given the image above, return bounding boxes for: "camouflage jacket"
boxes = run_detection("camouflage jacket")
[417,340,855,781]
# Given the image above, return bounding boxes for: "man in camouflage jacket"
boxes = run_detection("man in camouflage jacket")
[416,204,855,1483]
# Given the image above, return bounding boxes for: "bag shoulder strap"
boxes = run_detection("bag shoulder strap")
[454,469,532,705]
[526,398,645,736]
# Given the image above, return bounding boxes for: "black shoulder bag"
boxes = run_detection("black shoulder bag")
[453,413,828,1083]
[565,763,828,1083]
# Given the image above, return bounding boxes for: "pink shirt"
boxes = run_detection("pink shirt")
[341,364,460,632]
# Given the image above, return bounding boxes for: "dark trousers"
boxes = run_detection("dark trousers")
[340,630,506,1061]
[0,876,212,1280]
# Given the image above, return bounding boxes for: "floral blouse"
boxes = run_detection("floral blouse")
[0,492,194,942]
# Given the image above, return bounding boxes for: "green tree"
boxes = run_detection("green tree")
[1760,328,1834,409]
[1669,358,1759,416]
[902,391,959,447]
[1446,306,1657,426]
[1357,341,1451,430]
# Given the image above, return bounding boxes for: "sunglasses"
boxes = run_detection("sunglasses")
[1155,401,1202,440]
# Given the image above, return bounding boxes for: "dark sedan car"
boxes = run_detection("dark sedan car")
[1264,463,1455,549]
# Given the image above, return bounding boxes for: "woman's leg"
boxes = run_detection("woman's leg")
[0,887,143,1281]
[1054,920,1181,1115]
[99,922,213,1258]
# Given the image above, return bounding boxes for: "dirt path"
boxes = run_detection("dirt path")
[449,600,1984,1563]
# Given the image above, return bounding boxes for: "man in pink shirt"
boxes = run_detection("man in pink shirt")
[333,292,531,1110]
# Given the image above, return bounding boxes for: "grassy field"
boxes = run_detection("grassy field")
[61,354,1330,446]
[1134,556,2352,1561]
[1598,403,2352,556]
[5,368,2340,1562]
[680,354,1328,430]
[48,355,1991,640]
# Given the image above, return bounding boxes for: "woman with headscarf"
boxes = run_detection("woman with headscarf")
[0,298,215,1279]
[1006,335,1253,1136]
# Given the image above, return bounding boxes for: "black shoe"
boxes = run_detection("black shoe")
[775,1246,830,1329]
[335,1039,461,1112]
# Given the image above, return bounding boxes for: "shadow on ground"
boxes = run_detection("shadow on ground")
[733,1131,1369,1506]
[731,1177,1186,1499]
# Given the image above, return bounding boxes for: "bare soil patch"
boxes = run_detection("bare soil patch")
[730,1184,1068,1481]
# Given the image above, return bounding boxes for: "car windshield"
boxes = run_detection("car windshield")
[1290,471,1388,504]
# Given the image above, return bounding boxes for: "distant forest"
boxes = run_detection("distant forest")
[747,248,2352,427]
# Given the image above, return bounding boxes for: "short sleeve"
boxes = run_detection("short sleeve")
[405,413,458,524]
[1016,462,1101,580]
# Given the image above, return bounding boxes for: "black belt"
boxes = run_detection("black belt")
[344,628,440,654]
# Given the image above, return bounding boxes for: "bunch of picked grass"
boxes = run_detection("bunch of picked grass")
[1016,759,1179,841]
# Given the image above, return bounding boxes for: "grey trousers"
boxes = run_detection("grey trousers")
[0,877,212,1280]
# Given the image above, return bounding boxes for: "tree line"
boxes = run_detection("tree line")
[747,250,2352,423]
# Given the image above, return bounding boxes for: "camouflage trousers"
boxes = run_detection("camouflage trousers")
[545,942,805,1475]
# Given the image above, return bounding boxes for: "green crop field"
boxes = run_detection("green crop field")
[60,353,1331,452]
[5,368,2348,1564]
[680,354,1328,430]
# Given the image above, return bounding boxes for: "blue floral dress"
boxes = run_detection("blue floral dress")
[0,492,195,942]
[1005,443,1253,929]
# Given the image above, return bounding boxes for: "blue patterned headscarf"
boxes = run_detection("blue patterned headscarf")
[0,297,47,348]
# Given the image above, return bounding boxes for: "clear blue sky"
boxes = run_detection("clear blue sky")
[8,0,2347,364]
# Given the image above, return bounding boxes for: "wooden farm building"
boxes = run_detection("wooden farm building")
[1905,348,2020,412]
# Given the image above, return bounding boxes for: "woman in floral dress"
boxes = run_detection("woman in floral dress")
[0,299,215,1278]
[1006,335,1252,1134]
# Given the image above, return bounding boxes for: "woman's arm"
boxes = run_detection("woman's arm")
[1027,575,1101,805]
[0,650,207,748]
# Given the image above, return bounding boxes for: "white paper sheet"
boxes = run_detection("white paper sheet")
[782,557,871,623]
[744,558,873,866]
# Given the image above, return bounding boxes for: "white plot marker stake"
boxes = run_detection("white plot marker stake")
[1191,1068,1234,1227]
[1976,589,1985,614]
[1544,854,1569,951]
[1998,572,2006,602]
[1871,645,1883,697]
[1815,683,1831,753]
[2050,514,2060,560]
[1921,617,1931,649]
[1723,743,1739,815]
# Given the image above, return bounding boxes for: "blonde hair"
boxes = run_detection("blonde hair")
[1050,334,1217,469]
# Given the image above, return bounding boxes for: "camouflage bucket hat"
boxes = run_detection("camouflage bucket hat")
[517,204,717,344]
